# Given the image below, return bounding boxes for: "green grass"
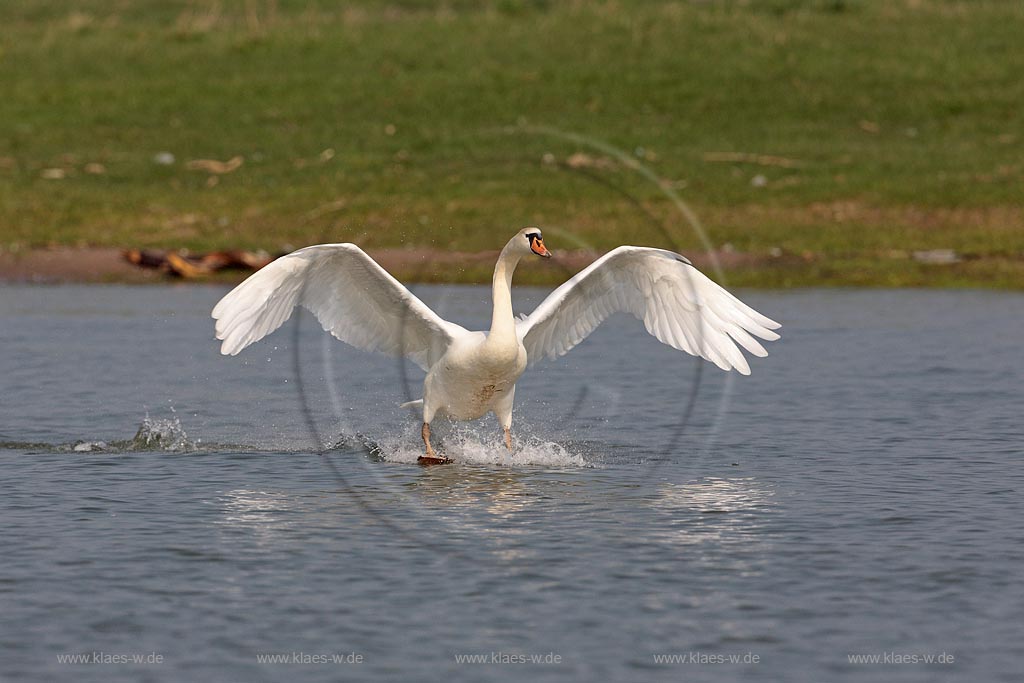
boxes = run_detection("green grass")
[1,0,1022,286]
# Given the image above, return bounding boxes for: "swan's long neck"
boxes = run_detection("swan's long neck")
[488,243,521,342]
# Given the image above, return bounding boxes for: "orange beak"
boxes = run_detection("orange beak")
[531,237,552,258]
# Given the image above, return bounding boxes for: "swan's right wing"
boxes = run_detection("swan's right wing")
[517,246,780,374]
[212,243,466,370]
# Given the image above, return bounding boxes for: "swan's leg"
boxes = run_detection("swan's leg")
[417,402,451,465]
[422,422,436,457]
[494,386,516,454]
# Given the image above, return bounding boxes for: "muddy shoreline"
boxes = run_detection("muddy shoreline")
[0,246,767,285]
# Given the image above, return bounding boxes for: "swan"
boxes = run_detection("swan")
[212,228,780,464]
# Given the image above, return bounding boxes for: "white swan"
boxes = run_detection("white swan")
[212,228,780,464]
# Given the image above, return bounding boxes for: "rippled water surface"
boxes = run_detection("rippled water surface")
[2,284,1022,682]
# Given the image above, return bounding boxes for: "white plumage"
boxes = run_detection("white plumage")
[212,229,780,463]
[517,246,778,375]
[212,243,464,370]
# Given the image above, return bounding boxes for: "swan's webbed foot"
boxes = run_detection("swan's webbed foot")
[418,422,452,465]
[503,427,513,452]
[417,455,452,466]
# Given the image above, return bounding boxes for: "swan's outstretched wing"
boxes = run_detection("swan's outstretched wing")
[212,243,466,369]
[516,246,780,375]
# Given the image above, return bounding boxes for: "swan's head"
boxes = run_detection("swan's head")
[515,227,552,258]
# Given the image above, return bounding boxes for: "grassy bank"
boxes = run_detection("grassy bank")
[1,0,1021,287]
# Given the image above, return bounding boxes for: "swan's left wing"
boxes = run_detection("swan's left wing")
[517,246,780,374]
[212,243,466,370]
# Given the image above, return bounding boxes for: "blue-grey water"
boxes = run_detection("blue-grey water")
[1,284,1021,682]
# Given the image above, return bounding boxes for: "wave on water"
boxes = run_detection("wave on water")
[0,413,202,455]
[331,423,592,468]
[4,412,591,468]
[125,413,198,452]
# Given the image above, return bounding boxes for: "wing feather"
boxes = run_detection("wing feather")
[212,243,465,369]
[517,246,780,374]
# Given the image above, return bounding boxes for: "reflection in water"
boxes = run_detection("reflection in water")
[652,477,776,551]
[409,467,530,513]
[420,467,584,569]
[409,468,537,562]
[215,489,298,544]
[404,469,598,565]
[326,425,593,563]
[659,477,775,513]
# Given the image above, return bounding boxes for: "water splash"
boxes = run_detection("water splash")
[72,440,109,452]
[37,413,199,454]
[129,413,197,452]
[334,423,592,468]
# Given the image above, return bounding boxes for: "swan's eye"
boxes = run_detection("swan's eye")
[526,233,541,244]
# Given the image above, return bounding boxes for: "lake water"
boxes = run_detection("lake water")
[1,284,1022,682]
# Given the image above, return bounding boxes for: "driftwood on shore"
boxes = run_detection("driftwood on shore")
[123,248,274,278]
[2,244,806,285]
